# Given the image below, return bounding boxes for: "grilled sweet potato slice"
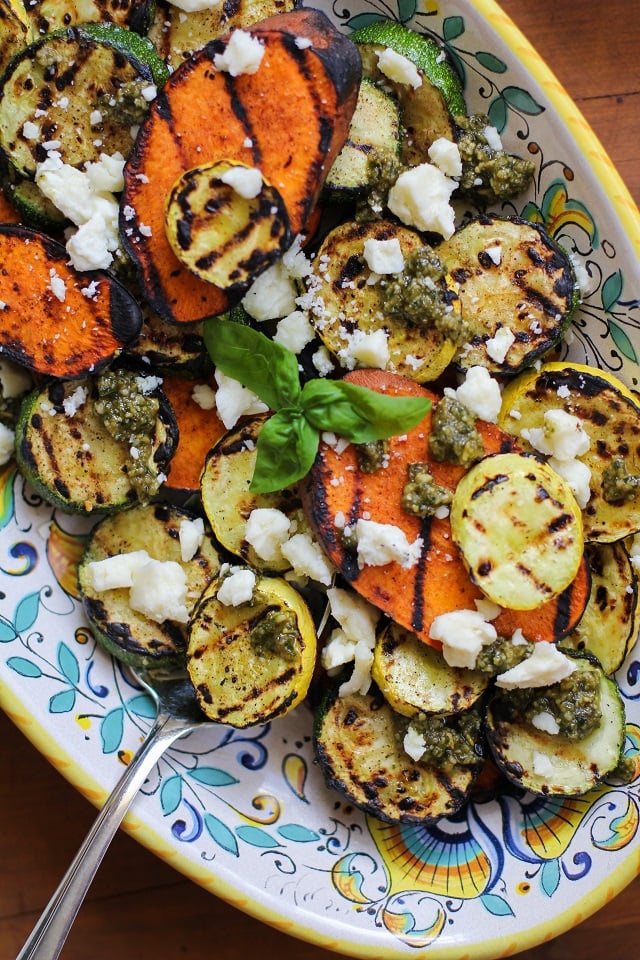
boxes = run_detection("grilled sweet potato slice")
[304,369,589,647]
[0,224,141,378]
[121,7,361,324]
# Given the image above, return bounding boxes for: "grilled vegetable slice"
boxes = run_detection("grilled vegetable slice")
[126,309,213,377]
[304,369,589,645]
[450,452,584,610]
[0,0,33,77]
[15,373,178,515]
[350,19,466,166]
[0,24,168,178]
[200,415,307,572]
[0,225,142,378]
[486,654,626,796]
[78,503,221,668]
[159,373,227,496]
[24,0,156,35]
[187,572,316,727]
[305,219,460,381]
[164,160,289,290]
[372,620,489,717]
[149,0,296,68]
[3,177,66,232]
[314,681,483,824]
[437,216,578,375]
[498,362,640,542]
[121,8,361,324]
[324,78,402,200]
[562,540,637,675]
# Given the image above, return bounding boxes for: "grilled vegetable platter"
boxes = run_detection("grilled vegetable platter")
[1,0,640,952]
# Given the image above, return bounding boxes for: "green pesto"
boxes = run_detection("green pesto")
[403,709,482,769]
[428,395,484,467]
[474,635,534,675]
[355,438,389,473]
[250,607,300,661]
[97,78,152,126]
[401,461,452,517]
[94,368,160,500]
[381,247,466,341]
[501,661,602,741]
[602,456,640,503]
[455,113,535,205]
[356,152,404,221]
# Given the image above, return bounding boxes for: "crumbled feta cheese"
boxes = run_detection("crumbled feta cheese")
[387,163,456,239]
[483,244,502,265]
[521,409,590,460]
[85,153,125,193]
[213,29,264,76]
[355,518,423,569]
[219,164,263,199]
[403,725,427,762]
[362,237,405,275]
[531,711,561,735]
[569,253,591,295]
[245,507,292,563]
[47,268,66,302]
[22,120,39,140]
[0,422,14,466]
[338,328,390,370]
[179,516,205,561]
[128,558,189,623]
[495,642,576,689]
[280,532,333,585]
[213,369,268,429]
[312,346,335,376]
[327,586,379,648]
[485,326,515,364]
[444,365,502,422]
[273,311,315,353]
[282,234,313,279]
[62,385,87,416]
[191,383,216,410]
[533,751,555,777]
[216,567,256,606]
[242,260,297,321]
[294,36,313,49]
[428,608,497,669]
[483,124,503,151]
[87,550,152,591]
[376,47,422,88]
[427,137,462,178]
[547,455,592,508]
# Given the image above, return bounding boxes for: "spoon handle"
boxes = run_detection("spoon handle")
[17,713,194,960]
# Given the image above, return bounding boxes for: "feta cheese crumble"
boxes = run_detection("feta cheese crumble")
[387,163,457,239]
[213,29,265,76]
[429,608,497,669]
[354,518,423,569]
[444,365,502,423]
[495,642,576,689]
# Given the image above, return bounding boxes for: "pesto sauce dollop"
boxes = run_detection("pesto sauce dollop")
[602,456,640,503]
[500,661,602,741]
[403,709,482,769]
[250,607,300,661]
[455,113,535,205]
[381,248,467,342]
[428,395,485,468]
[401,461,452,517]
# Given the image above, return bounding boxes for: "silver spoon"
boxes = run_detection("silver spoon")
[16,664,209,960]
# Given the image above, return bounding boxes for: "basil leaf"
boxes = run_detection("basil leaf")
[250,411,320,493]
[301,379,431,442]
[203,316,301,411]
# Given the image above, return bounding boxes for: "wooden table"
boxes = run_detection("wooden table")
[1,2,639,958]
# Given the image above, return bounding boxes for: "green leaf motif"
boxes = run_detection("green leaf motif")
[442,15,465,41]
[601,269,624,314]
[7,655,42,678]
[609,321,638,363]
[397,0,417,24]
[49,688,76,714]
[277,823,321,843]
[14,590,41,634]
[479,893,515,917]
[236,825,281,848]
[0,619,17,642]
[57,642,80,685]
[100,706,124,754]
[204,812,239,856]
[502,85,545,115]
[540,858,561,897]
[160,774,183,816]
[127,693,157,719]
[475,50,508,73]
[188,766,239,787]
[488,95,508,134]
[347,13,387,31]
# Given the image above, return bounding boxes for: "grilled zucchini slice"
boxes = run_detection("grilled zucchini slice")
[306,219,460,381]
[200,415,308,573]
[187,572,316,727]
[0,24,168,178]
[437,216,578,375]
[314,681,483,824]
[499,362,640,542]
[486,654,626,796]
[450,452,584,610]
[372,620,489,717]
[324,78,402,200]
[126,308,213,377]
[350,20,466,166]
[561,540,637,675]
[0,0,34,77]
[79,503,221,668]
[24,0,156,35]
[15,373,178,515]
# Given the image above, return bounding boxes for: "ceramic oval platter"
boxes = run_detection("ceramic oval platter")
[2,1,640,957]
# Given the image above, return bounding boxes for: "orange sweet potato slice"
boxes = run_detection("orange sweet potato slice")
[121,7,361,324]
[304,369,589,646]
[160,373,227,494]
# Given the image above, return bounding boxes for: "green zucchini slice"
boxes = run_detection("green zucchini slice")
[15,372,178,515]
[79,503,221,669]
[314,681,483,824]
[372,620,489,717]
[24,0,156,35]
[187,572,316,727]
[324,77,402,200]
[0,24,168,178]
[350,20,465,166]
[450,452,584,610]
[437,216,578,376]
[486,655,626,796]
[0,0,34,77]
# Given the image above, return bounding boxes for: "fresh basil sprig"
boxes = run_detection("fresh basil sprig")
[203,317,431,493]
